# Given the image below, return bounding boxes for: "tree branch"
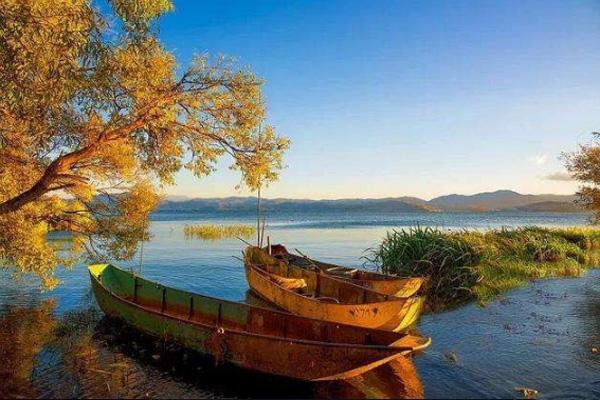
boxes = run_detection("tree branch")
[0,117,147,214]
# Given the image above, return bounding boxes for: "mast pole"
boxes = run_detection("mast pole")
[139,218,146,274]
[257,186,261,246]
[256,122,262,246]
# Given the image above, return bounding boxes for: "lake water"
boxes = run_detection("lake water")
[1,211,599,398]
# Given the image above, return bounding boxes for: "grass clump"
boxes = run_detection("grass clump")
[183,224,256,241]
[369,226,600,311]
[369,227,481,309]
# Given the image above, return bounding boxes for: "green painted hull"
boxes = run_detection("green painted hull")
[89,264,430,381]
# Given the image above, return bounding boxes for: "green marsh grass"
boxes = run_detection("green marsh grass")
[369,226,600,311]
[183,224,256,241]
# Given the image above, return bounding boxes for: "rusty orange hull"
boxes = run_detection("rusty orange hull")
[345,275,423,298]
[244,257,424,332]
[89,264,430,381]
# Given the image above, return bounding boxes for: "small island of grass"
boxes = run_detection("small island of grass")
[183,224,256,241]
[370,226,600,311]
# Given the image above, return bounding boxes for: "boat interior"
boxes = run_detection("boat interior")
[244,247,393,304]
[269,244,401,282]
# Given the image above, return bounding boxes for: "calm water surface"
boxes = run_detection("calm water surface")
[0,212,599,398]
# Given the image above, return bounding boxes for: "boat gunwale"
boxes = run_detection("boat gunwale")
[244,260,421,308]
[291,254,416,281]
[90,264,425,352]
[277,250,426,298]
[248,246,425,301]
[248,246,400,299]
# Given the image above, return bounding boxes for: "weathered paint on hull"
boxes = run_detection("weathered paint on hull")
[356,276,423,298]
[245,262,424,332]
[89,264,430,381]
[324,270,423,298]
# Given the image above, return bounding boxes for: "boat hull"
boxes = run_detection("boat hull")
[245,260,423,332]
[90,264,428,381]
[342,275,423,298]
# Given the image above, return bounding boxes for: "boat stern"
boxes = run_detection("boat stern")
[395,295,424,332]
[378,295,425,332]
[88,263,110,280]
[392,277,425,298]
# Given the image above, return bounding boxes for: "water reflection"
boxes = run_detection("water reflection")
[0,299,57,398]
[0,300,423,399]
[3,216,597,398]
[578,280,600,371]
[2,277,597,399]
[318,357,424,399]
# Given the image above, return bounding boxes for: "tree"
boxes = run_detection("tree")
[564,132,600,223]
[0,0,289,287]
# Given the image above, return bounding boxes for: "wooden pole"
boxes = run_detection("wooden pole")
[257,185,261,246]
[260,216,266,248]
[139,219,145,274]
[256,121,262,247]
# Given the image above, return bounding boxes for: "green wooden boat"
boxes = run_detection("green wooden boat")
[89,264,431,381]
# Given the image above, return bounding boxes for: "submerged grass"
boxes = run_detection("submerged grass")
[369,226,600,311]
[183,224,256,241]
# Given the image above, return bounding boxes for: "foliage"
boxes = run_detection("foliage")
[183,224,256,241]
[564,132,600,223]
[0,0,289,287]
[369,226,600,311]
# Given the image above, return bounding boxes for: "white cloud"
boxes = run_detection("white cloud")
[528,154,548,166]
[544,171,574,182]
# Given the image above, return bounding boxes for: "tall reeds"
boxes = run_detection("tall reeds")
[369,226,600,311]
[183,224,256,241]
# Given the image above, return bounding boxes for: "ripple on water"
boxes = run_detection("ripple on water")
[0,216,599,398]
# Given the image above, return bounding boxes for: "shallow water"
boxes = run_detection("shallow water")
[0,212,598,398]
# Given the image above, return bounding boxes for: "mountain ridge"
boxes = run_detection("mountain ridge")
[158,190,581,213]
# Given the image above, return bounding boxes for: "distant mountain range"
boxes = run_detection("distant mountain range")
[426,190,579,212]
[158,190,582,213]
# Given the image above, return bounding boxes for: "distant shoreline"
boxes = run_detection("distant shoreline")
[158,190,583,214]
[154,208,589,214]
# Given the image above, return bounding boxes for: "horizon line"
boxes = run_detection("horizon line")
[164,189,577,202]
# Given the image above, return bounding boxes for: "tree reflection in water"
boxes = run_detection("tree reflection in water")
[0,299,424,399]
[0,299,57,398]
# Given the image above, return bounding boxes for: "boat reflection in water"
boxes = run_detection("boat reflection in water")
[245,290,425,399]
[316,356,424,399]
[0,296,424,399]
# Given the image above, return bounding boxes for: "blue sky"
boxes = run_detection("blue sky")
[156,0,600,200]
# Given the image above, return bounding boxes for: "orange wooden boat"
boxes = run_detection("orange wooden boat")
[269,244,425,297]
[90,264,431,381]
[244,246,424,332]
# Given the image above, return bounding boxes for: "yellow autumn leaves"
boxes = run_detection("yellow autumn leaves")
[0,0,289,287]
